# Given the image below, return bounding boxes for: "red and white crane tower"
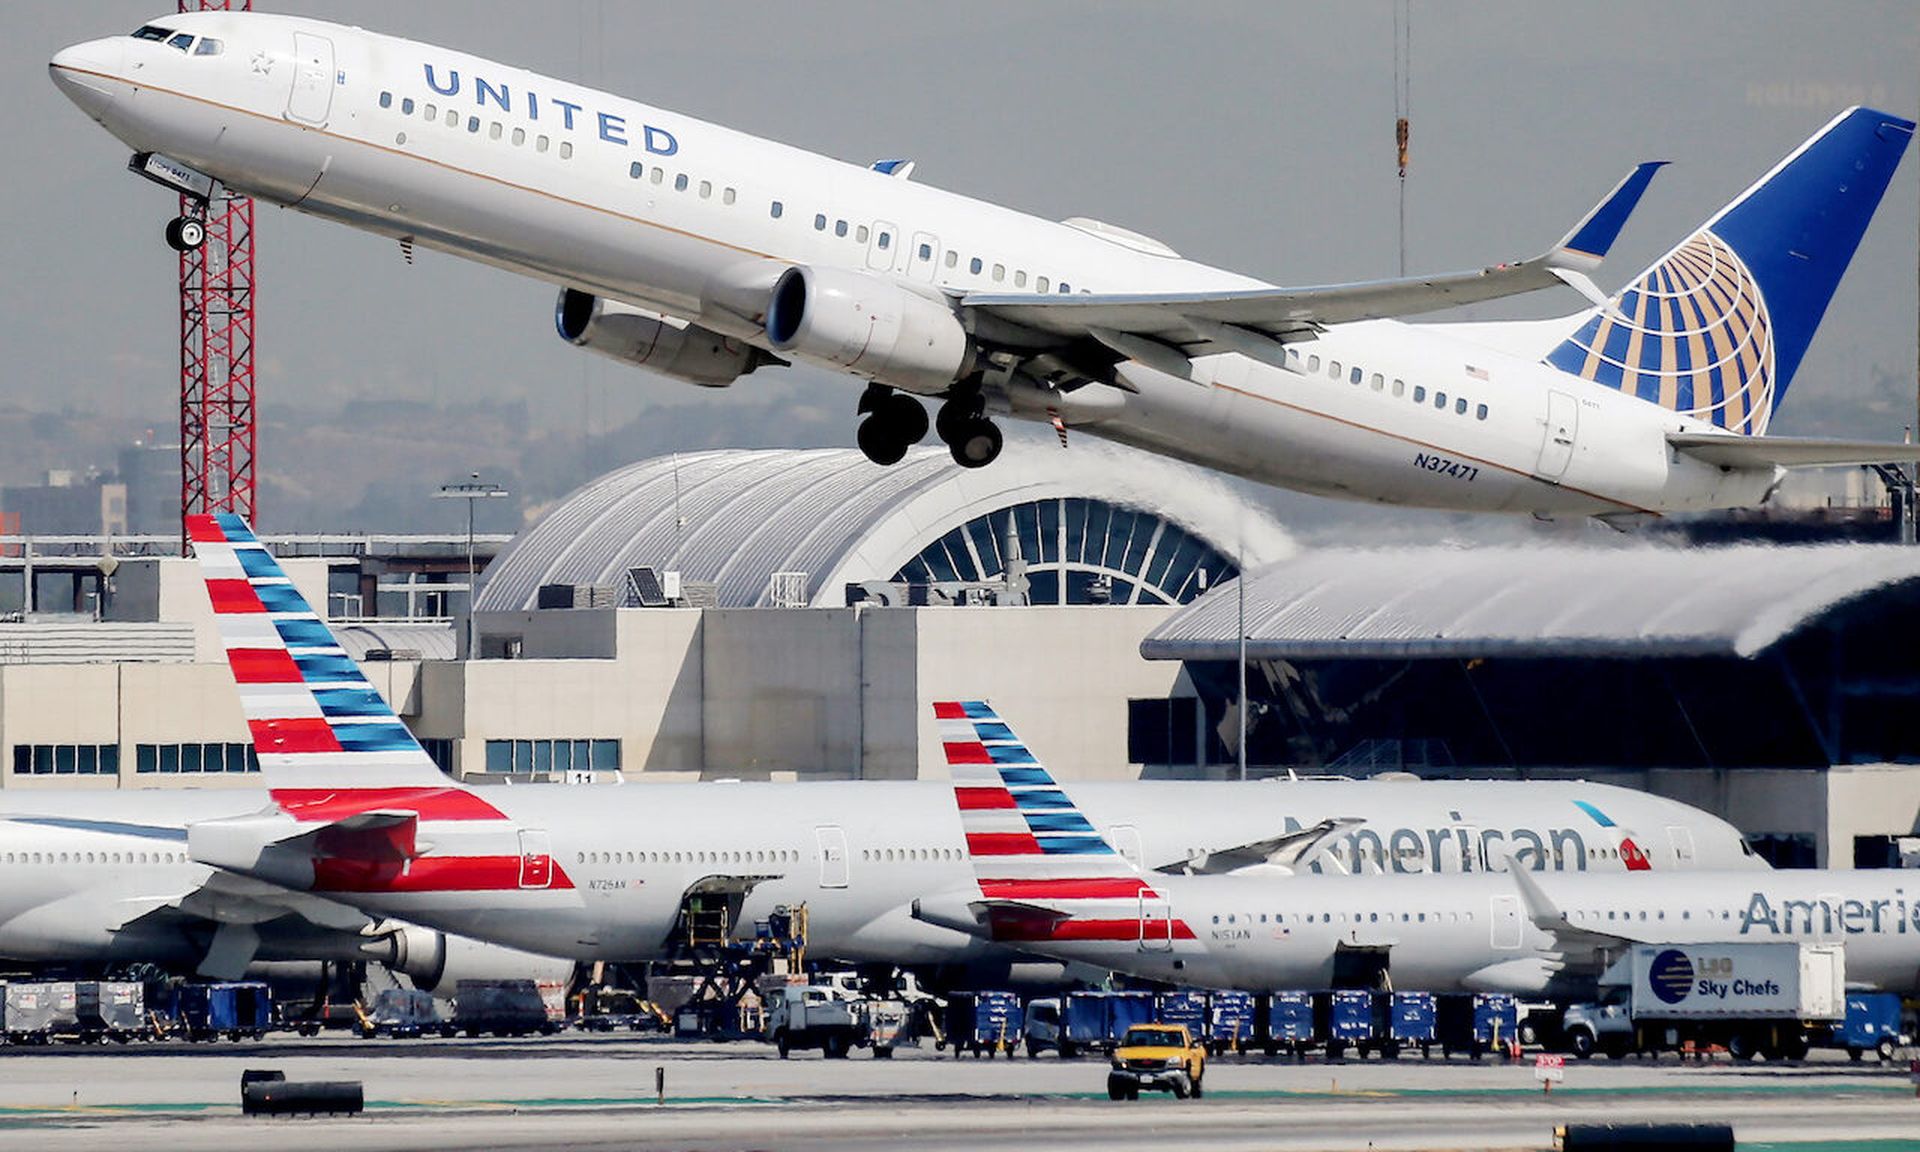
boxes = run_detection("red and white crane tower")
[175,0,256,538]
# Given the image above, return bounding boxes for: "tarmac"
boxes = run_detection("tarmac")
[1,1033,1918,1151]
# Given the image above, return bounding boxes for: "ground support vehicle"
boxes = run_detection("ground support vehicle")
[766,983,867,1059]
[3,982,79,1044]
[943,990,1023,1058]
[359,988,439,1039]
[1107,1023,1207,1100]
[864,998,911,1058]
[447,980,557,1038]
[1815,993,1908,1063]
[577,987,669,1033]
[1563,943,1847,1061]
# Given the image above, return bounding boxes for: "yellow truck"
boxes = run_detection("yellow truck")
[1106,1023,1206,1100]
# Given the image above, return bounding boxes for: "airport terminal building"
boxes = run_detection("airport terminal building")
[2,446,1918,866]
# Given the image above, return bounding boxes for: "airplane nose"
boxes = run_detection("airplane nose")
[49,38,125,118]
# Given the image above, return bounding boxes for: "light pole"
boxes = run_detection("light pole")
[435,473,508,658]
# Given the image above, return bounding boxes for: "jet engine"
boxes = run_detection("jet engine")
[764,265,974,394]
[372,924,576,996]
[555,289,766,388]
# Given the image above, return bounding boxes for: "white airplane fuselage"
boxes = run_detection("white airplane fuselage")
[1013,868,1920,998]
[48,12,1777,518]
[190,776,1756,966]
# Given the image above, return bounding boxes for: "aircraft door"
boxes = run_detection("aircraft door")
[286,33,335,126]
[1106,824,1144,869]
[908,232,940,281]
[1666,825,1696,866]
[1489,894,1522,949]
[1138,892,1174,952]
[517,829,553,889]
[814,826,849,889]
[867,221,899,272]
[1534,391,1579,481]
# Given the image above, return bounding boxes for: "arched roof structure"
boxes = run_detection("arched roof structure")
[478,445,1293,610]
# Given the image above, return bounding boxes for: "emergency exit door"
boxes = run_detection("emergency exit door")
[518,829,553,889]
[287,33,334,126]
[815,826,849,888]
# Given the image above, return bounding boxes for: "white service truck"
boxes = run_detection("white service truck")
[1561,942,1845,1061]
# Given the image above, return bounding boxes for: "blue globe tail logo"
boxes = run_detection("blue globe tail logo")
[1648,949,1696,1005]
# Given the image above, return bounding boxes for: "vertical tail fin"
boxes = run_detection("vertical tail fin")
[937,701,1191,942]
[188,513,452,795]
[1544,107,1913,434]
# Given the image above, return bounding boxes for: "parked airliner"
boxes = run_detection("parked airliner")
[180,514,1758,973]
[917,703,1920,998]
[49,14,1920,518]
[0,792,568,989]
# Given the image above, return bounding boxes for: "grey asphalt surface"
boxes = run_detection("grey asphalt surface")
[2,1033,1917,1150]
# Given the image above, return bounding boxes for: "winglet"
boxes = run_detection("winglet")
[1550,161,1667,270]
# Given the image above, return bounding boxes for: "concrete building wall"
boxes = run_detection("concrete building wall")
[701,609,863,780]
[909,607,1183,782]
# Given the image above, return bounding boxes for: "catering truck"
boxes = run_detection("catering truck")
[1561,943,1845,1061]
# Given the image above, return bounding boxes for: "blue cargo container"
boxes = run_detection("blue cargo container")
[945,991,1023,1057]
[1317,990,1375,1060]
[1388,991,1436,1058]
[1264,991,1314,1058]
[1437,992,1516,1060]
[1208,991,1255,1052]
[1155,991,1208,1036]
[173,982,271,1041]
[1063,991,1155,1053]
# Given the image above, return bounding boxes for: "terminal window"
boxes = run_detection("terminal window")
[483,739,619,774]
[135,743,259,774]
[12,744,119,776]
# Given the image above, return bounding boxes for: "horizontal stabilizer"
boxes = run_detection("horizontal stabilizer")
[1157,816,1363,875]
[1669,432,1920,469]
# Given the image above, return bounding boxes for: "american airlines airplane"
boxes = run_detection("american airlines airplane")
[48,14,1920,518]
[179,513,1758,973]
[917,704,1920,997]
[0,792,568,989]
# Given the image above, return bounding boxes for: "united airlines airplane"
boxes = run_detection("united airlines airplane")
[918,703,1920,998]
[48,14,1920,518]
[181,515,1757,973]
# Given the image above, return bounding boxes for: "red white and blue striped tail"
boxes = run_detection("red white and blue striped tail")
[188,513,450,795]
[936,700,1192,943]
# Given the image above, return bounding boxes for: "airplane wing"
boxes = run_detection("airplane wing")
[1668,432,1920,469]
[960,162,1666,365]
[1156,817,1364,876]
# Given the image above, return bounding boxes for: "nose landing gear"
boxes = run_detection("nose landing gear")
[855,386,931,467]
[164,215,207,253]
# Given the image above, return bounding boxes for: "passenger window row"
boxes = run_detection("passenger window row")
[1289,348,1491,422]
[860,846,960,862]
[627,163,736,205]
[380,90,573,159]
[4,849,185,865]
[1212,909,1479,927]
[578,847,801,866]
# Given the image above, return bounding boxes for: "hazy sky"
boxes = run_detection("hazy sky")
[5,2,1918,529]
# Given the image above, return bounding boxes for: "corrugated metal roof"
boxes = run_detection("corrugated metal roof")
[1142,543,1920,661]
[336,622,456,662]
[478,445,1293,610]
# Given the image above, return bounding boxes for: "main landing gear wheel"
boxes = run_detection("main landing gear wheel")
[856,392,929,467]
[165,216,206,253]
[947,418,1002,469]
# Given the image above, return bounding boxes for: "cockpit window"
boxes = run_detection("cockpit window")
[131,25,174,41]
[194,38,224,56]
[167,32,196,53]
